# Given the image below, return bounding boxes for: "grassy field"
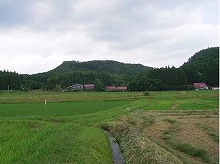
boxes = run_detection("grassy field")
[0,90,218,163]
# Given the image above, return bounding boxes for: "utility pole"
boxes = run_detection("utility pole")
[8,85,9,93]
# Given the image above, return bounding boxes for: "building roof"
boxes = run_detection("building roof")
[84,84,95,87]
[116,86,127,90]
[193,83,208,88]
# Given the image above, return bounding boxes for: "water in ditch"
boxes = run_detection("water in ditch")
[105,131,124,164]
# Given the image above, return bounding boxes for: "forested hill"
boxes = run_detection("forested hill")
[49,60,152,75]
[182,47,219,67]
[181,47,219,86]
[0,47,219,91]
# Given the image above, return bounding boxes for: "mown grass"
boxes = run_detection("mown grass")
[106,111,184,164]
[108,109,219,164]
[0,90,218,163]
[196,123,219,142]
[162,119,218,163]
[106,90,219,164]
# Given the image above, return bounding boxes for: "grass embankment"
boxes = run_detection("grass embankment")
[0,90,218,163]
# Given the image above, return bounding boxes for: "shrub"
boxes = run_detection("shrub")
[144,91,150,96]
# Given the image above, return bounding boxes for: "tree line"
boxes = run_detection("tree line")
[0,66,218,91]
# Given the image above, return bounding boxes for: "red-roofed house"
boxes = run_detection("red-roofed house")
[84,84,95,90]
[193,83,209,90]
[115,86,127,91]
[106,86,127,91]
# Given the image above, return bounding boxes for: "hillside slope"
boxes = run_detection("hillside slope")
[182,47,219,67]
[49,60,152,75]
[181,47,219,86]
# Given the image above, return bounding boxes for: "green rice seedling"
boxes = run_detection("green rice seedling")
[0,101,130,117]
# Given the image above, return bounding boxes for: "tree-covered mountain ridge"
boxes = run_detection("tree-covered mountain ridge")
[49,47,219,76]
[49,60,153,75]
[0,47,218,91]
[181,47,219,87]
[182,47,219,67]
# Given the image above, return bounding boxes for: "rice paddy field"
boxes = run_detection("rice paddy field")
[0,90,219,163]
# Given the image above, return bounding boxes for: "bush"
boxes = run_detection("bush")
[144,91,150,96]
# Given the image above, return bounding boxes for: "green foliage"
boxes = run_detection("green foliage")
[0,70,19,90]
[146,67,189,90]
[51,60,152,76]
[94,79,105,91]
[144,90,150,96]
[182,47,219,86]
[46,76,60,91]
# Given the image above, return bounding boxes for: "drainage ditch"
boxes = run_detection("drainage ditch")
[105,131,124,164]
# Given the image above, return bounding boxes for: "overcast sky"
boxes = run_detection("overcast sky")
[0,0,219,74]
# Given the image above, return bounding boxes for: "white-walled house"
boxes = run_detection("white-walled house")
[71,84,83,90]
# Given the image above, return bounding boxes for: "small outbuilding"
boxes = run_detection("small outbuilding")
[71,84,83,90]
[115,86,127,92]
[193,83,209,90]
[106,86,127,91]
[84,84,95,90]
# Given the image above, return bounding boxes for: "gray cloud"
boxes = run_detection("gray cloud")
[0,0,218,74]
[0,0,31,26]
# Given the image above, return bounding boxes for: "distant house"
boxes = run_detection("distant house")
[84,84,95,90]
[106,86,127,91]
[193,83,209,90]
[106,86,116,91]
[71,84,83,90]
[115,86,127,92]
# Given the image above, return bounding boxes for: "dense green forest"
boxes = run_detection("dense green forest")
[0,47,219,91]
[50,60,152,75]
